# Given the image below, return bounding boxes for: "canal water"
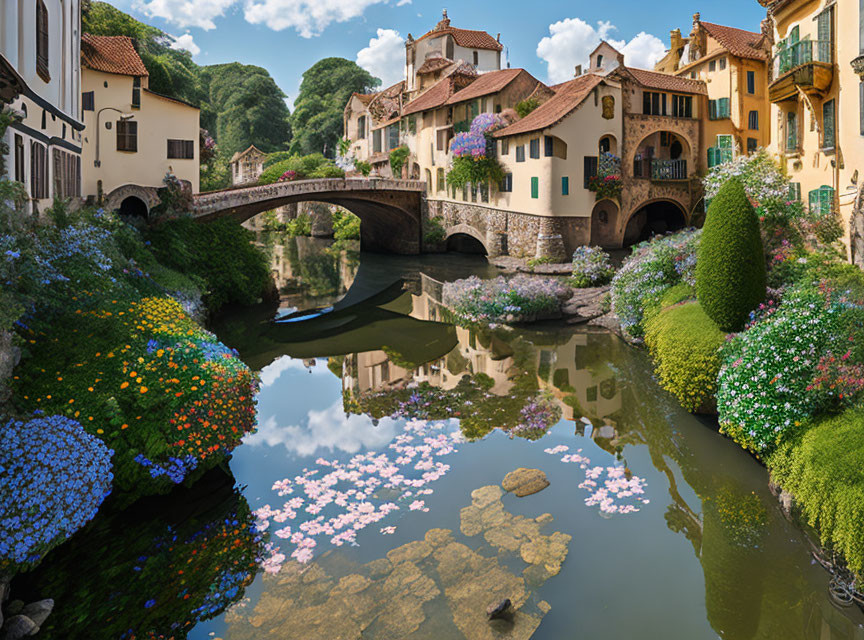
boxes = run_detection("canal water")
[17,236,864,639]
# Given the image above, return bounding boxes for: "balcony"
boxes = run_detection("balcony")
[770,39,833,103]
[633,158,688,181]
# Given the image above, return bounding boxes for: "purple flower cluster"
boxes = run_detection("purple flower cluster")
[443,275,570,325]
[511,393,561,434]
[450,131,487,159]
[0,415,113,567]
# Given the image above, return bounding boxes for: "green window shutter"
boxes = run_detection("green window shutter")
[786,111,798,151]
[808,188,820,215]
[709,100,717,120]
[823,99,836,149]
[707,147,717,168]
[817,9,833,62]
[531,177,539,199]
[788,182,801,201]
[718,98,730,118]
[561,176,569,195]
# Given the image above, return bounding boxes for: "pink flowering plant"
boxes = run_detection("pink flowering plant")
[587,152,622,201]
[442,275,570,326]
[278,170,297,182]
[446,114,506,189]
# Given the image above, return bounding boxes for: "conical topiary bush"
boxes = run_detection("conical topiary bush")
[696,178,766,332]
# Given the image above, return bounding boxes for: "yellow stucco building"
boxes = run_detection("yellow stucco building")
[80,34,199,216]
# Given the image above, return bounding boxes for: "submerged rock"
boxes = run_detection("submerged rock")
[21,600,53,628]
[502,468,550,497]
[0,615,36,640]
[486,598,512,620]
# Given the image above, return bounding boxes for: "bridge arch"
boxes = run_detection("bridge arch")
[104,184,160,217]
[444,223,489,255]
[622,198,688,246]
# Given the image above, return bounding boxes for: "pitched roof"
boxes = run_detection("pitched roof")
[402,77,456,115]
[493,74,604,138]
[144,88,198,109]
[627,68,707,95]
[701,22,766,60]
[230,145,264,163]
[416,15,503,51]
[81,34,149,77]
[446,68,527,105]
[352,92,378,106]
[417,57,454,74]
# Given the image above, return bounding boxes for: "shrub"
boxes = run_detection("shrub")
[610,228,700,340]
[696,178,766,332]
[442,275,570,326]
[258,153,336,184]
[145,218,271,312]
[570,246,614,288]
[309,164,345,179]
[389,145,410,177]
[284,213,312,236]
[354,160,372,177]
[515,97,539,118]
[644,302,726,412]
[0,415,113,571]
[716,284,864,453]
[446,114,507,190]
[768,408,864,577]
[423,216,446,246]
[333,209,360,240]
[13,297,259,502]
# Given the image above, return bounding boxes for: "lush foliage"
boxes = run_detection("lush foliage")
[446,114,507,189]
[423,216,446,246]
[515,97,540,118]
[389,145,410,177]
[145,218,271,312]
[333,209,360,240]
[258,153,343,185]
[717,283,864,453]
[0,415,113,570]
[442,275,570,326]
[14,296,258,502]
[283,213,313,237]
[769,408,864,577]
[587,153,622,200]
[354,160,372,177]
[570,245,615,288]
[696,179,766,332]
[703,150,804,222]
[290,58,380,157]
[645,302,726,412]
[611,229,701,340]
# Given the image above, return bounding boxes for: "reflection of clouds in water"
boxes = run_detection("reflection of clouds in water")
[260,356,331,387]
[245,399,400,456]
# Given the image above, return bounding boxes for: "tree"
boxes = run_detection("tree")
[695,178,766,332]
[290,58,380,157]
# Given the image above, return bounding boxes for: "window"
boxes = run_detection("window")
[672,95,692,118]
[373,129,382,153]
[823,99,836,149]
[387,125,399,151]
[709,60,716,72]
[357,115,367,139]
[14,135,24,184]
[82,91,95,111]
[530,177,539,199]
[786,110,798,151]
[809,185,835,216]
[747,137,758,154]
[30,142,48,199]
[789,183,801,201]
[718,57,726,71]
[167,139,195,159]
[561,176,569,196]
[36,0,49,81]
[642,92,666,116]
[817,7,834,63]
[544,136,554,157]
[596,54,604,67]
[436,129,450,151]
[116,120,138,152]
[529,138,540,159]
[747,70,756,94]
[437,168,445,192]
[707,135,734,168]
[473,51,479,66]
[599,137,610,154]
[132,77,141,109]
[500,173,513,192]
[709,98,730,119]
[516,145,525,162]
[500,139,509,155]
[52,149,81,199]
[470,183,477,202]
[584,156,598,188]
[481,98,488,113]
[747,110,759,131]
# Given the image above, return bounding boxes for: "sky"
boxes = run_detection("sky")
[109,0,768,107]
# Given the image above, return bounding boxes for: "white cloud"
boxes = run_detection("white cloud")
[356,29,405,87]
[243,0,390,38]
[133,0,236,30]
[259,355,331,387]
[536,18,666,84]
[169,32,201,56]
[246,400,400,456]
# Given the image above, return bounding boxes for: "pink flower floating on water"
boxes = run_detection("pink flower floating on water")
[254,419,461,573]
[544,444,650,515]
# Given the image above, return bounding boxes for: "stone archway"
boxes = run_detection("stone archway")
[104,184,160,216]
[444,223,489,255]
[589,199,620,248]
[119,196,148,218]
[622,199,687,246]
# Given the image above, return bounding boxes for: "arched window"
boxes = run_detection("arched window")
[596,54,604,68]
[36,0,49,81]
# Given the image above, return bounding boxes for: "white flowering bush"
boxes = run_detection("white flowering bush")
[570,246,614,288]
[442,275,570,326]
[703,151,804,222]
[610,229,701,340]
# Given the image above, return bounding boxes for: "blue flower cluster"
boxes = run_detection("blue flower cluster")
[189,569,246,619]
[134,453,199,484]
[0,415,113,566]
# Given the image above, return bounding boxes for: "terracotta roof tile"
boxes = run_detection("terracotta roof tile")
[417,57,454,74]
[628,68,707,95]
[701,22,767,60]
[446,68,529,105]
[493,74,603,137]
[81,34,149,77]
[402,78,456,115]
[353,92,378,106]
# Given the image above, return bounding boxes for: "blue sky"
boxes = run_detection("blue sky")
[108,0,767,107]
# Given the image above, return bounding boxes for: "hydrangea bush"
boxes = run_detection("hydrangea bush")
[443,275,570,325]
[610,229,701,340]
[570,246,615,288]
[446,114,507,189]
[0,415,113,570]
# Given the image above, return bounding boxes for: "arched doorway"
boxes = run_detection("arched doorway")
[118,195,148,218]
[589,199,620,247]
[623,200,686,246]
[446,233,487,255]
[599,135,618,156]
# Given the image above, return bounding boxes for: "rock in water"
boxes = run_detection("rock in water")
[21,600,53,627]
[0,615,37,640]
[502,468,550,497]
[486,598,512,620]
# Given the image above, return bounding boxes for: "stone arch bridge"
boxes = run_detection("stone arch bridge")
[193,178,426,254]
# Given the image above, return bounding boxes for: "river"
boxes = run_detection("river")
[16,236,864,639]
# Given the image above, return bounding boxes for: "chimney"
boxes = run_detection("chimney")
[693,12,701,29]
[574,64,582,77]
[496,33,500,42]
